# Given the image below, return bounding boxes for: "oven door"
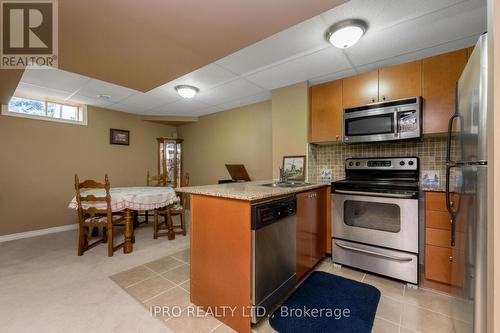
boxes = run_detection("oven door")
[332,191,418,253]
[343,108,397,143]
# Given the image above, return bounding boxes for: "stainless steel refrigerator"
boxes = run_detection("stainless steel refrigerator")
[445,33,488,333]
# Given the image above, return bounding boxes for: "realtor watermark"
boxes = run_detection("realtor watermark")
[150,305,351,320]
[1,0,58,68]
[278,306,351,319]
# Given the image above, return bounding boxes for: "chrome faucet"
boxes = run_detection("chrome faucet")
[279,167,289,183]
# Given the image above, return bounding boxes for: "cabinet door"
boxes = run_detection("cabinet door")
[296,189,326,280]
[311,188,326,265]
[378,60,422,101]
[425,245,452,284]
[342,70,379,108]
[309,80,342,143]
[422,49,467,134]
[296,191,315,280]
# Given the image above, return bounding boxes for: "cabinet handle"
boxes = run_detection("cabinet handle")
[336,135,339,140]
[450,201,454,208]
[382,96,386,101]
[371,98,375,103]
[449,256,453,262]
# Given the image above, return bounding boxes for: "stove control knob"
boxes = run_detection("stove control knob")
[355,162,360,166]
[400,161,406,166]
[349,162,353,167]
[408,160,414,166]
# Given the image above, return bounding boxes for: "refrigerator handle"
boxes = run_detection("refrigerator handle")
[446,83,460,164]
[445,164,458,247]
[445,164,457,217]
[446,114,459,163]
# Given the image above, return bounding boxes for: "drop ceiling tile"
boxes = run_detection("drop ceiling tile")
[344,2,486,67]
[117,93,167,110]
[353,34,479,75]
[165,64,238,91]
[217,91,272,111]
[20,67,90,94]
[145,86,183,105]
[76,79,137,103]
[193,105,224,116]
[309,68,357,85]
[14,82,75,100]
[196,78,265,105]
[244,47,351,90]
[69,93,116,108]
[216,16,329,75]
[148,99,212,116]
[320,0,465,34]
[106,103,143,114]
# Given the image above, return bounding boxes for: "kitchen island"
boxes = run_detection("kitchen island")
[176,181,330,333]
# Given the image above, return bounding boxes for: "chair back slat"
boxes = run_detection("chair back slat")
[176,172,189,212]
[147,171,167,187]
[80,194,108,202]
[84,207,109,215]
[74,174,113,225]
[78,179,106,189]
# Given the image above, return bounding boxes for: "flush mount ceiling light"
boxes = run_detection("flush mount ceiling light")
[175,85,199,99]
[326,19,367,49]
[97,94,111,100]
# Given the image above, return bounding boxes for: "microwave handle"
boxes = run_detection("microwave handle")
[394,111,399,136]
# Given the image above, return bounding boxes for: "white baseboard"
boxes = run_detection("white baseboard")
[0,224,78,243]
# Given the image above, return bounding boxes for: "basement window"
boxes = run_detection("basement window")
[2,95,87,125]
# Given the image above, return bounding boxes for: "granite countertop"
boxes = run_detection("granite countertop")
[176,180,329,201]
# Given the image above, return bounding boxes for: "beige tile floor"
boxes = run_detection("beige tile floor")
[111,250,473,333]
[1,214,472,333]
[0,220,189,333]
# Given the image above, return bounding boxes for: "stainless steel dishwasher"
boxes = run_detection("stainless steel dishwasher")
[251,196,296,323]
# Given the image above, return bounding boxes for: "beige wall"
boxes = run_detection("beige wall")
[271,82,309,179]
[0,106,175,235]
[177,101,272,186]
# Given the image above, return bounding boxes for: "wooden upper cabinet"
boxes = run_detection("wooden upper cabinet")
[378,60,422,101]
[342,70,378,108]
[423,49,467,134]
[309,80,342,143]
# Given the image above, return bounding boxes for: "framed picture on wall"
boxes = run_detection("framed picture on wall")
[282,155,306,181]
[110,128,130,145]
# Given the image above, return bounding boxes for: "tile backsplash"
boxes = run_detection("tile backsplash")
[307,136,453,192]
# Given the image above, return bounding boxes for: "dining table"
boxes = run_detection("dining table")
[68,186,178,254]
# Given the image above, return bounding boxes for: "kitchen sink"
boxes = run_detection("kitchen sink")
[260,182,312,188]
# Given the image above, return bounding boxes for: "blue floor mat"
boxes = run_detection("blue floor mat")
[269,271,381,333]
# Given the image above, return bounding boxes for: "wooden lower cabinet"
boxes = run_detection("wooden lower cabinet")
[296,187,327,280]
[424,191,464,292]
[425,244,452,284]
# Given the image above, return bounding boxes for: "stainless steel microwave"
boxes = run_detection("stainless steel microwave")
[343,96,422,144]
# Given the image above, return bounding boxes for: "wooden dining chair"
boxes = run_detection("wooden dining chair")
[74,174,125,257]
[153,173,189,240]
[136,171,168,225]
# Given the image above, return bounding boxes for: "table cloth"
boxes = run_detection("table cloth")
[69,186,179,253]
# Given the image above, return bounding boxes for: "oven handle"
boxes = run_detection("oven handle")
[335,243,413,262]
[334,189,415,199]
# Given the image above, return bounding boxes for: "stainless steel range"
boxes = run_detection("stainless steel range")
[331,157,420,284]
